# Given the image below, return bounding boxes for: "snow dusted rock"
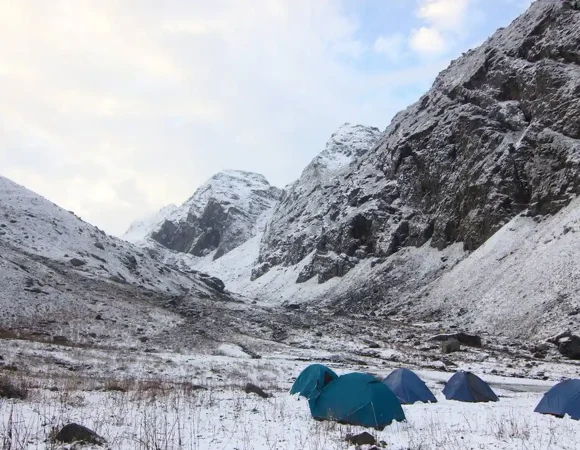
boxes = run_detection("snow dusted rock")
[253,123,382,282]
[126,171,282,261]
[254,1,580,286]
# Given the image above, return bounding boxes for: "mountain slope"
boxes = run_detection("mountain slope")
[253,0,580,289]
[0,175,229,296]
[125,170,282,261]
[253,123,382,281]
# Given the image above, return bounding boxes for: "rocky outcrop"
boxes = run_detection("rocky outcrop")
[128,171,282,260]
[253,1,580,284]
[252,123,382,281]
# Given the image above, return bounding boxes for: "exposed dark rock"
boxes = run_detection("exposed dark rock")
[430,332,482,348]
[52,335,69,344]
[244,383,271,399]
[197,275,226,293]
[0,378,27,400]
[441,339,461,354]
[146,172,282,260]
[69,258,86,267]
[557,335,580,359]
[346,432,376,446]
[94,242,105,250]
[54,423,105,445]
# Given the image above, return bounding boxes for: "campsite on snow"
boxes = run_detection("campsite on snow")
[1,0,580,448]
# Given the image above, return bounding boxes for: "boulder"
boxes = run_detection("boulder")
[244,383,271,399]
[54,423,105,445]
[346,432,376,446]
[69,258,86,267]
[548,331,580,359]
[441,339,461,354]
[558,335,580,360]
[430,332,482,348]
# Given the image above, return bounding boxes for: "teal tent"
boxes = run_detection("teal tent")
[290,364,338,400]
[309,372,405,430]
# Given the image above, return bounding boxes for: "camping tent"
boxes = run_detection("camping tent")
[534,379,580,420]
[290,364,338,401]
[443,371,498,403]
[309,372,405,430]
[383,368,437,404]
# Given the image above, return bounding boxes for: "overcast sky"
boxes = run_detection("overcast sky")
[0,0,531,236]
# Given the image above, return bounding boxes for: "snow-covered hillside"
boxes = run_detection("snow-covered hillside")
[409,195,580,339]
[0,175,227,296]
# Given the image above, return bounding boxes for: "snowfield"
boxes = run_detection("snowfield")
[1,339,579,450]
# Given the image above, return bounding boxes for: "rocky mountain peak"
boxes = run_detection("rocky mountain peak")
[313,123,382,173]
[252,0,580,285]
[125,170,283,261]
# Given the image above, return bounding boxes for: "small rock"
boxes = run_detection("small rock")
[95,314,103,320]
[52,335,69,344]
[244,383,271,399]
[138,336,148,343]
[368,342,380,349]
[346,432,376,446]
[54,423,105,445]
[94,242,105,250]
[441,339,461,354]
[70,258,87,267]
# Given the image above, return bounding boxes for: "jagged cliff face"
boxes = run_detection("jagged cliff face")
[253,0,580,284]
[126,171,282,260]
[252,123,382,282]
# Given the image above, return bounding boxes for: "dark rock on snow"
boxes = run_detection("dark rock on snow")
[346,432,376,446]
[430,332,482,348]
[441,339,461,354]
[557,335,580,359]
[69,258,86,267]
[0,379,27,400]
[244,383,271,399]
[54,423,105,445]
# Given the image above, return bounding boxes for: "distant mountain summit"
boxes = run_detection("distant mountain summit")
[124,170,282,260]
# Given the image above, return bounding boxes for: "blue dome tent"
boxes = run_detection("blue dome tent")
[290,364,338,401]
[534,379,580,420]
[443,371,498,403]
[383,368,437,404]
[309,372,405,430]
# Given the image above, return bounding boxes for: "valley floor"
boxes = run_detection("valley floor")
[1,335,579,450]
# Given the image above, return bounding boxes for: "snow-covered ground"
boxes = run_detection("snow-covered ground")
[1,338,578,450]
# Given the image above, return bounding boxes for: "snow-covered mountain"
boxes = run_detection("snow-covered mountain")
[118,0,580,341]
[125,170,282,261]
[0,174,235,346]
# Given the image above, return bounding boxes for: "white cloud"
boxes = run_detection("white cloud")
[409,27,447,55]
[0,0,447,235]
[408,0,473,56]
[374,33,406,63]
[416,0,470,31]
